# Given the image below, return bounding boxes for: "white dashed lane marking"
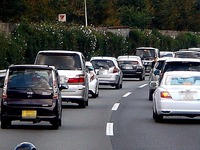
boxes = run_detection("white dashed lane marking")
[122,92,132,97]
[111,103,120,111]
[106,123,114,136]
[139,84,148,88]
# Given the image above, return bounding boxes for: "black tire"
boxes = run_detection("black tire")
[79,101,86,108]
[153,111,163,123]
[1,117,11,129]
[51,119,59,129]
[139,75,143,81]
[58,118,62,126]
[115,81,120,89]
[149,90,154,101]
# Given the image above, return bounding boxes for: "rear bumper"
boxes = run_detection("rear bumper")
[1,104,59,122]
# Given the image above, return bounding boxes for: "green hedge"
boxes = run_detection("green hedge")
[0,22,200,69]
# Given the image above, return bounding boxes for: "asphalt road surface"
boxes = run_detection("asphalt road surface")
[1,77,200,150]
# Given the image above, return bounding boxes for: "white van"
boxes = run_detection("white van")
[34,50,89,108]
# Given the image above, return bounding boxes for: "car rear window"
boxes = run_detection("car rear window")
[163,61,200,73]
[135,49,156,60]
[118,61,138,65]
[8,69,53,89]
[35,53,82,70]
[166,76,200,86]
[91,60,115,69]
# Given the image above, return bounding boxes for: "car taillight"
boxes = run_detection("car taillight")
[53,94,58,100]
[68,75,85,83]
[113,67,119,73]
[161,91,172,98]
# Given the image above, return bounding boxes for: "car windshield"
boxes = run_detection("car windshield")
[135,49,155,60]
[8,69,53,89]
[35,53,82,70]
[91,60,115,69]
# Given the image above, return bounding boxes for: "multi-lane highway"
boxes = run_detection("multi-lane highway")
[1,77,200,150]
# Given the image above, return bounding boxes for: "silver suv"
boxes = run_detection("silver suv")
[34,50,89,108]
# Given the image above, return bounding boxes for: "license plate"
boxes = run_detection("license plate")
[125,66,132,69]
[22,110,37,119]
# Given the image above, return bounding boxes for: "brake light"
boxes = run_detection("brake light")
[113,67,119,73]
[68,75,85,83]
[161,91,172,98]
[53,94,58,99]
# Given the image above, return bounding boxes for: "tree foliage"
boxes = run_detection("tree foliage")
[0,0,200,31]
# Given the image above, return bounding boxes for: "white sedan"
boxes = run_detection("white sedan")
[86,61,99,98]
[153,71,200,122]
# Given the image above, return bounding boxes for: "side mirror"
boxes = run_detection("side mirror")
[154,69,160,76]
[95,69,99,75]
[59,84,69,91]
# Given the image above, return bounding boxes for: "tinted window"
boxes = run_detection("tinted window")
[135,49,156,60]
[35,53,82,70]
[8,69,53,89]
[154,60,165,70]
[163,62,200,73]
[91,60,115,69]
[175,52,200,58]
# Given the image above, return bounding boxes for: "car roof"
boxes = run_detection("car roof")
[117,55,141,61]
[157,57,170,61]
[85,61,92,66]
[37,50,82,55]
[90,56,117,61]
[164,57,200,62]
[136,47,158,50]
[9,64,56,70]
[175,50,200,53]
[164,71,200,76]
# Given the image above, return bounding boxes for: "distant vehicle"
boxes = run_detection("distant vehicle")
[188,47,200,52]
[90,56,123,89]
[117,55,145,80]
[155,58,200,82]
[0,69,7,112]
[133,47,160,74]
[1,65,67,129]
[160,51,174,58]
[153,71,200,122]
[86,61,99,98]
[34,50,89,108]
[174,50,200,59]
[148,57,168,100]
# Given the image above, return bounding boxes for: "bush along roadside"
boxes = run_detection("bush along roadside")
[0,22,200,69]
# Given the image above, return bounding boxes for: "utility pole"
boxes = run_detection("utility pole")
[84,0,88,27]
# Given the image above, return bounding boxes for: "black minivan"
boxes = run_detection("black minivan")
[1,65,67,129]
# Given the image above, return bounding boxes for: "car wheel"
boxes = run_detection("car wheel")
[115,81,120,89]
[139,75,143,81]
[79,101,86,108]
[149,90,154,101]
[1,117,11,129]
[51,119,59,129]
[153,110,163,123]
[58,118,62,126]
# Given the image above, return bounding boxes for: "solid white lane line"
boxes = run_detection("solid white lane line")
[111,103,120,111]
[139,84,148,88]
[123,92,132,97]
[106,123,114,136]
